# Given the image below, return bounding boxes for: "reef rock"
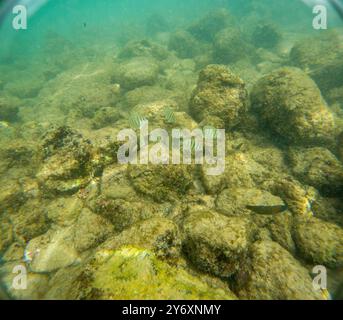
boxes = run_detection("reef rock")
[251,67,336,146]
[182,211,254,278]
[112,57,160,90]
[213,28,249,64]
[37,126,97,197]
[168,31,202,59]
[190,64,248,129]
[127,163,193,203]
[76,247,237,300]
[188,9,235,42]
[288,147,343,197]
[294,217,343,268]
[290,31,343,94]
[25,228,81,273]
[0,96,20,122]
[237,240,323,300]
[102,217,181,260]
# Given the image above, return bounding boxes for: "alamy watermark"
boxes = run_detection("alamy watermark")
[12,5,27,30]
[117,121,226,176]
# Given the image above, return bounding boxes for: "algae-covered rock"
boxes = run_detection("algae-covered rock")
[0,96,20,122]
[118,39,169,60]
[77,247,237,300]
[290,31,343,93]
[288,147,343,197]
[10,199,50,243]
[71,208,114,253]
[168,31,201,59]
[112,57,160,90]
[182,211,254,278]
[92,107,122,129]
[25,228,81,273]
[94,197,159,232]
[294,217,343,268]
[127,163,193,203]
[102,217,181,260]
[123,85,174,108]
[237,241,323,300]
[188,9,235,42]
[100,164,136,200]
[0,179,27,212]
[251,67,336,146]
[267,212,296,254]
[213,28,249,64]
[201,152,269,195]
[251,23,282,49]
[216,187,285,216]
[44,196,83,227]
[37,126,97,197]
[0,218,13,254]
[190,65,248,129]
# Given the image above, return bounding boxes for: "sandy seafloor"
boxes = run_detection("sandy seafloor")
[0,0,343,300]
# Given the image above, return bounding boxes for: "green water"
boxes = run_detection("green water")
[0,0,343,300]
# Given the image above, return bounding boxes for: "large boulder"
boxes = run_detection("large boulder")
[36,127,98,197]
[182,211,254,278]
[75,247,237,300]
[237,241,324,300]
[251,67,336,146]
[288,147,343,197]
[290,31,343,95]
[190,65,248,129]
[294,217,343,268]
[112,57,160,90]
[187,9,235,42]
[127,162,193,203]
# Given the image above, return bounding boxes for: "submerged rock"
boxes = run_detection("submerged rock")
[182,211,254,278]
[76,247,237,300]
[37,127,98,197]
[168,31,202,59]
[237,241,323,300]
[188,9,235,42]
[190,64,248,129]
[294,217,343,268]
[288,147,343,197]
[25,228,81,273]
[251,67,336,146]
[0,96,20,122]
[127,163,193,203]
[251,23,282,49]
[290,31,343,94]
[213,28,250,64]
[118,39,169,60]
[102,217,181,260]
[112,57,160,91]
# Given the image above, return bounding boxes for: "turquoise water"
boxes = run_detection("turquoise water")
[0,0,343,300]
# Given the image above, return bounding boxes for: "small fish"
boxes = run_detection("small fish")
[203,126,218,140]
[246,204,288,215]
[128,112,147,129]
[163,106,176,124]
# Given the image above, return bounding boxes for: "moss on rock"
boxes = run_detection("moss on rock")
[182,211,254,278]
[237,240,323,300]
[190,65,248,130]
[294,217,343,268]
[251,67,336,146]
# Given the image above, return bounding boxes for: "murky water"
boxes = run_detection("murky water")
[0,0,343,300]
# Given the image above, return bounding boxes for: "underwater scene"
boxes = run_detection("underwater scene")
[0,0,343,300]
